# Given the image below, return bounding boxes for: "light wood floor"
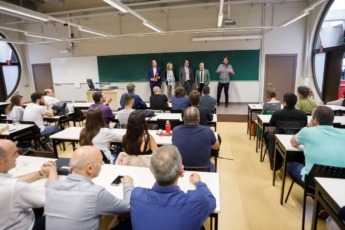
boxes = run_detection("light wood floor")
[57,122,340,230]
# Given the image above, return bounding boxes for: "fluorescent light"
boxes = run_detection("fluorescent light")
[25,32,62,41]
[103,0,129,13]
[0,1,49,22]
[280,11,309,27]
[0,26,25,33]
[0,38,24,44]
[143,21,164,33]
[217,13,223,28]
[49,16,66,24]
[78,26,111,37]
[192,35,262,42]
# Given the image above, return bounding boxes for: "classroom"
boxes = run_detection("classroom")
[0,0,345,229]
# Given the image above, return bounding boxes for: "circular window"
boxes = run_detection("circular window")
[0,32,21,101]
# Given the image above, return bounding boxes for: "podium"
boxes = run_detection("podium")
[86,90,118,110]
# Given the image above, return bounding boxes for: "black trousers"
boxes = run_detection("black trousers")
[184,80,192,96]
[198,83,205,95]
[217,82,230,104]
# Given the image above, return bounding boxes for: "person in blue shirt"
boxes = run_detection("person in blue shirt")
[130,144,216,230]
[119,83,147,110]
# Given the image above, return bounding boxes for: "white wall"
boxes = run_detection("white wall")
[0,0,327,104]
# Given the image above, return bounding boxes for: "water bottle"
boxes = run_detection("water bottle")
[165,120,171,134]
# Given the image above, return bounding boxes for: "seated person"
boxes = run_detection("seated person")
[171,86,189,110]
[149,86,168,112]
[287,106,345,184]
[0,139,57,230]
[89,91,115,128]
[43,89,60,106]
[115,110,158,167]
[264,93,307,171]
[45,146,133,229]
[199,86,216,112]
[23,92,60,150]
[295,86,316,114]
[119,83,147,109]
[172,106,219,172]
[326,91,345,106]
[183,90,213,126]
[79,109,123,163]
[117,93,135,127]
[5,93,24,121]
[262,88,281,113]
[130,145,216,230]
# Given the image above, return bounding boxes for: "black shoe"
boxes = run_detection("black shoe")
[225,103,228,108]
[43,143,54,152]
[217,103,220,106]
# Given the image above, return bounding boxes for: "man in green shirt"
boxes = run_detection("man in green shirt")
[295,86,316,114]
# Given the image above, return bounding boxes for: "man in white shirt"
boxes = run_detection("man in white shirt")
[0,139,57,230]
[43,89,60,106]
[23,92,59,149]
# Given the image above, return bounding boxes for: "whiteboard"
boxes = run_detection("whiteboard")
[51,56,99,84]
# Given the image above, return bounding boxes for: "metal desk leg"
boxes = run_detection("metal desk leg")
[280,153,287,205]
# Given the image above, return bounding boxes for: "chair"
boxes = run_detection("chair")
[157,119,181,130]
[285,164,345,230]
[18,120,42,150]
[170,109,182,114]
[72,107,86,127]
[184,166,211,172]
[100,150,110,164]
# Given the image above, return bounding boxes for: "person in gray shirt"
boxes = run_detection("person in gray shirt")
[216,57,235,107]
[45,146,134,230]
[199,86,216,113]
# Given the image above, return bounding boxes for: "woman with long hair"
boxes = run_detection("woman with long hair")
[6,94,24,121]
[115,110,158,167]
[79,109,122,163]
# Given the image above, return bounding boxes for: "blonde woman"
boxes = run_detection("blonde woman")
[165,62,175,100]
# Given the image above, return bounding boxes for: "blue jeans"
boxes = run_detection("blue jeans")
[210,162,215,172]
[41,125,59,137]
[286,162,305,184]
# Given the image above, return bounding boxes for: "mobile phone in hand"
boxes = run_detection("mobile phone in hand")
[111,175,123,186]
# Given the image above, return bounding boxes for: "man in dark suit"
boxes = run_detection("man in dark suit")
[195,62,210,95]
[179,59,194,96]
[148,59,163,95]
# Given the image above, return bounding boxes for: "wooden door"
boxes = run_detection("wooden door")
[32,63,54,93]
[264,55,297,102]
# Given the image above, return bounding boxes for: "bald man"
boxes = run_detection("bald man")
[172,106,219,172]
[45,146,134,230]
[43,89,60,107]
[150,86,168,111]
[0,139,57,230]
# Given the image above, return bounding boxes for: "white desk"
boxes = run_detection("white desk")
[9,156,220,228]
[0,123,35,141]
[325,104,345,111]
[50,127,173,155]
[72,102,92,110]
[311,178,345,229]
[146,102,172,110]
[274,134,304,205]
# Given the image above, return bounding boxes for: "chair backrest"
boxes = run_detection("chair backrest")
[306,164,345,189]
[73,107,85,119]
[170,109,182,114]
[184,166,211,172]
[19,120,41,135]
[157,119,181,130]
[100,150,110,164]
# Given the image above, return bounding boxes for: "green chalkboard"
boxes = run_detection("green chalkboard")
[97,50,259,82]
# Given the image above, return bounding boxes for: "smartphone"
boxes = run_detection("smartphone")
[111,175,123,186]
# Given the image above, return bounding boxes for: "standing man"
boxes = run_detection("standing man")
[179,59,194,96]
[89,91,115,128]
[195,62,210,95]
[0,139,57,230]
[130,145,216,230]
[45,146,133,229]
[148,59,163,96]
[216,57,235,107]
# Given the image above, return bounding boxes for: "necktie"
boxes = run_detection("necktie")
[201,70,203,83]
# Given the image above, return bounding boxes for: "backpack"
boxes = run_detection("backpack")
[52,101,68,116]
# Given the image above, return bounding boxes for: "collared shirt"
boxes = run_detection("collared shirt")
[200,70,204,83]
[43,96,60,107]
[0,173,45,230]
[130,182,216,230]
[45,174,133,230]
[89,103,115,127]
[217,64,233,83]
[119,92,147,110]
[296,125,345,180]
[185,67,190,80]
